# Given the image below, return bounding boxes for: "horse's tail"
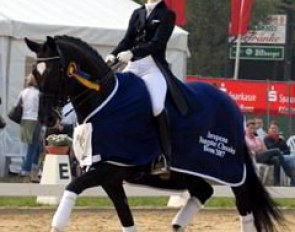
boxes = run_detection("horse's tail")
[244,147,286,232]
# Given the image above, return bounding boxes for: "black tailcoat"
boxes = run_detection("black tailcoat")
[112,1,188,115]
[112,1,175,69]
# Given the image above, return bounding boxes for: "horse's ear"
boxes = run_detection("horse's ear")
[46,36,57,51]
[24,37,42,53]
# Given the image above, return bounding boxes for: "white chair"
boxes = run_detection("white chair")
[255,163,270,184]
[287,135,295,153]
[251,156,270,184]
[278,135,295,186]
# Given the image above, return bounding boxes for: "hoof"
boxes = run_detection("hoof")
[172,224,185,232]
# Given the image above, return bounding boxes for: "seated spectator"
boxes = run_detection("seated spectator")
[245,119,279,167]
[245,119,267,156]
[263,121,295,185]
[254,117,267,141]
[264,121,290,155]
[245,120,295,185]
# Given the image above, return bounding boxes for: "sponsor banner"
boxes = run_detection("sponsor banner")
[230,15,287,44]
[229,45,284,60]
[186,76,295,116]
[164,0,186,26]
[229,0,253,36]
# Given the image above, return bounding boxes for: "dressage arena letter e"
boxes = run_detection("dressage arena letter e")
[59,163,70,179]
[199,131,236,158]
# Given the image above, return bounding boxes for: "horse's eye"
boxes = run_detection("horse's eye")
[36,62,47,75]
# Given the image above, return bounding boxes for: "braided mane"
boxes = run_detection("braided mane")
[54,35,103,62]
[54,35,110,79]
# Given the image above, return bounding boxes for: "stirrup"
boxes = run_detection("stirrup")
[151,155,170,176]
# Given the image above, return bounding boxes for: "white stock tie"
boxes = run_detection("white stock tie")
[146,6,153,18]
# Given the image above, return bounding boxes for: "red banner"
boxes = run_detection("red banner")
[186,76,295,116]
[229,0,253,36]
[164,0,186,26]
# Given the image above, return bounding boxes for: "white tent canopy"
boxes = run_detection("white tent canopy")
[0,0,188,50]
[0,0,188,176]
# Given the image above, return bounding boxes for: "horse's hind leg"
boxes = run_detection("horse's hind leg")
[172,174,213,232]
[231,149,285,232]
[232,185,256,232]
[103,183,136,232]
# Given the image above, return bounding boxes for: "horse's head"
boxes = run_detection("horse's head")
[25,36,65,127]
[25,36,114,127]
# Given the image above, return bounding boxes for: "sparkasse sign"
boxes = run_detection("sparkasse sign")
[186,76,295,116]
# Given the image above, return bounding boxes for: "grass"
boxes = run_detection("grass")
[0,197,294,208]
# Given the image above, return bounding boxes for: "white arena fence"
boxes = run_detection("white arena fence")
[0,183,294,198]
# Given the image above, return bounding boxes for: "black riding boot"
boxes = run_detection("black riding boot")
[151,110,172,176]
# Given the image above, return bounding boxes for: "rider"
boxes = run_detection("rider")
[105,0,176,175]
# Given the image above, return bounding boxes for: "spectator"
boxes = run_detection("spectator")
[254,117,267,141]
[263,121,292,185]
[45,101,79,177]
[245,120,295,185]
[18,73,43,182]
[56,101,77,137]
[264,121,290,155]
[0,97,6,129]
[245,119,268,157]
[45,101,76,138]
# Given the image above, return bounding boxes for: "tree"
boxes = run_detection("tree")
[133,0,144,4]
[185,0,279,77]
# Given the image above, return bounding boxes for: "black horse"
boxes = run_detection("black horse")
[25,36,284,232]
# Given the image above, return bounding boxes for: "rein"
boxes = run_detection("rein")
[36,54,123,118]
[36,56,60,62]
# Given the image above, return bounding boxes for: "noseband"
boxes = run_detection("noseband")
[36,54,67,108]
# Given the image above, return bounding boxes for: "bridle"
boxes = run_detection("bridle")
[36,54,67,109]
[35,46,123,119]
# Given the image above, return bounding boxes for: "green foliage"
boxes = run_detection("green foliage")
[133,0,144,4]
[251,0,279,25]
[185,0,285,77]
[185,0,230,77]
[46,134,72,146]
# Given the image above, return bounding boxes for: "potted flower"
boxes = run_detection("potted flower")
[46,134,72,155]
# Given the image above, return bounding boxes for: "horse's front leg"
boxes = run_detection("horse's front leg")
[50,168,104,232]
[103,183,136,232]
[50,163,130,232]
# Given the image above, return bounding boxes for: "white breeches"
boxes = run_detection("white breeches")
[123,56,167,116]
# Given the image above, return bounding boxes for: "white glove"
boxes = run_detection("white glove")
[105,54,116,64]
[117,50,133,63]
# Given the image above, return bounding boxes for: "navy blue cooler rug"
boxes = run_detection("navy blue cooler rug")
[167,80,246,186]
[89,73,246,186]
